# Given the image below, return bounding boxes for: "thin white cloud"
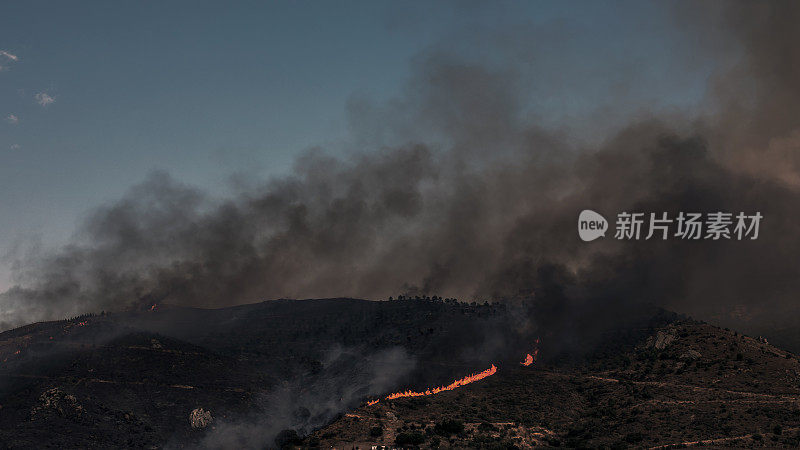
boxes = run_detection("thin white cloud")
[0,50,18,61]
[35,92,55,107]
[6,114,18,125]
[10,144,20,150]
[0,51,18,72]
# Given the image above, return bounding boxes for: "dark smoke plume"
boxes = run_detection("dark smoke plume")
[2,2,800,343]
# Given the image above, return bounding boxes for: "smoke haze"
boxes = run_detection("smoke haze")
[197,345,415,449]
[2,2,800,343]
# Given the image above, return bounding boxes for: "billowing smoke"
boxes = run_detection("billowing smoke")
[2,2,800,343]
[197,345,414,450]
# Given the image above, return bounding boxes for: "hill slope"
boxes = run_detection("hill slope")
[2,299,798,448]
[0,298,513,448]
[307,321,800,448]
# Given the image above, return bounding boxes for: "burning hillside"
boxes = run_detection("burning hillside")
[0,298,520,449]
[369,363,497,405]
[306,320,800,449]
[1,2,800,449]
[365,335,540,407]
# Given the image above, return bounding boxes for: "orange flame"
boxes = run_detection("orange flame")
[76,321,88,326]
[520,338,540,366]
[366,399,380,406]
[380,364,497,401]
[149,304,157,312]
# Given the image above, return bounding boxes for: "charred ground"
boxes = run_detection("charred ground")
[0,298,515,448]
[311,321,800,449]
[0,298,798,448]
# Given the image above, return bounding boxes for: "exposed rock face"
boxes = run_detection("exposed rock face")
[680,349,703,360]
[30,388,83,420]
[189,408,213,429]
[647,330,675,350]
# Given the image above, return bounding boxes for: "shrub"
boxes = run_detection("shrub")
[395,432,425,446]
[478,422,498,432]
[625,432,644,443]
[435,419,465,435]
[274,429,302,448]
[369,426,383,437]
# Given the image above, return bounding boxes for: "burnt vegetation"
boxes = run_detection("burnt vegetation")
[309,320,800,449]
[2,298,800,448]
[0,297,514,448]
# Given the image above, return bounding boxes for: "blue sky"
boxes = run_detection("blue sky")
[0,1,714,290]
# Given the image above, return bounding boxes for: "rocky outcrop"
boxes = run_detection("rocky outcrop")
[189,408,213,429]
[647,331,675,350]
[679,349,703,360]
[30,388,84,420]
